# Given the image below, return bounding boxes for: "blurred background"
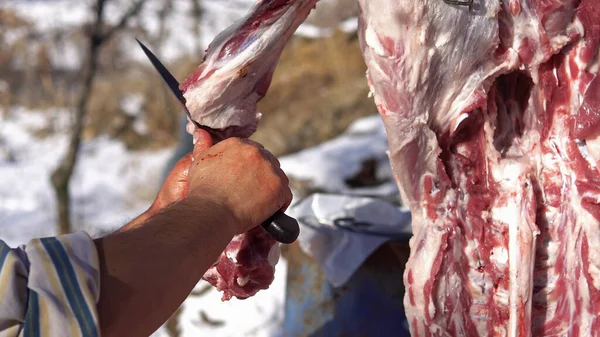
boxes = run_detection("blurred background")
[0,0,403,336]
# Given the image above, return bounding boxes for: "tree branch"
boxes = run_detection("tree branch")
[103,0,146,41]
[51,0,146,234]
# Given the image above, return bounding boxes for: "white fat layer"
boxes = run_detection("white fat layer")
[490,159,537,337]
[581,137,600,168]
[492,160,525,183]
[577,206,600,291]
[571,18,589,71]
[404,220,449,325]
[434,30,452,49]
[237,277,249,287]
[495,287,510,306]
[210,8,296,75]
[491,202,520,228]
[226,250,238,264]
[509,195,523,337]
[267,244,280,267]
[490,246,509,266]
[589,56,599,74]
[576,139,596,167]
[225,235,244,264]
[466,263,495,337]
[365,25,387,57]
[494,326,508,336]
[492,195,521,337]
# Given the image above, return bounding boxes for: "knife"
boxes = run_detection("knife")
[136,38,300,244]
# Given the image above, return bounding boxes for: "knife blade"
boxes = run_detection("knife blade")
[136,38,300,244]
[135,38,199,127]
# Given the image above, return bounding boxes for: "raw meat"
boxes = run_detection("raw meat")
[180,0,318,301]
[357,0,599,336]
[202,227,280,301]
[180,0,319,139]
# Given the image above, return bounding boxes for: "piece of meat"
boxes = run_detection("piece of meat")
[180,0,319,139]
[357,0,599,336]
[180,0,318,301]
[203,227,280,301]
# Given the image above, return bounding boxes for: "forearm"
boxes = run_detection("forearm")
[119,199,171,232]
[94,197,235,337]
[118,207,156,232]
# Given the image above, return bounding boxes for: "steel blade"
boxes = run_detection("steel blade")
[135,38,195,122]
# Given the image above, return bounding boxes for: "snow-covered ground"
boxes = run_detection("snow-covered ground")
[0,106,170,245]
[280,115,398,198]
[0,104,392,336]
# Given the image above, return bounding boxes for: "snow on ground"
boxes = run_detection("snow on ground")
[280,115,398,199]
[0,105,172,246]
[168,259,289,337]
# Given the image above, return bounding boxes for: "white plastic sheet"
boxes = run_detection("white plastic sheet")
[287,193,412,287]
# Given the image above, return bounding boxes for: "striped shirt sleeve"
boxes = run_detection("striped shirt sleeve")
[0,232,101,337]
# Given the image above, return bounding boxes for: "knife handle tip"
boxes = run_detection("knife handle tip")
[260,211,300,244]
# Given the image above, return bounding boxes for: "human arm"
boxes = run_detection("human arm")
[0,195,228,337]
[94,129,292,337]
[94,196,237,337]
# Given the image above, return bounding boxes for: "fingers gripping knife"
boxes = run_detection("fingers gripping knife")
[136,39,300,244]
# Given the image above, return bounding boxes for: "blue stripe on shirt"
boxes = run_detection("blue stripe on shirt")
[0,243,9,270]
[40,238,98,337]
[22,290,40,337]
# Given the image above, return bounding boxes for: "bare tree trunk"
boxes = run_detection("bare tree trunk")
[156,0,173,48]
[156,0,179,137]
[190,0,204,56]
[51,0,145,235]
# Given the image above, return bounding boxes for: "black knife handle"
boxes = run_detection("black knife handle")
[260,211,300,244]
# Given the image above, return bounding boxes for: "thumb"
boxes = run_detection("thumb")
[192,128,213,159]
[149,153,193,213]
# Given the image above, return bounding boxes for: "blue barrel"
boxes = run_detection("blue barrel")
[280,241,411,337]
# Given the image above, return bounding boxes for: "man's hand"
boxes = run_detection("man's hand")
[122,128,293,236]
[187,130,293,235]
[149,154,192,212]
[149,130,215,214]
[119,130,214,231]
